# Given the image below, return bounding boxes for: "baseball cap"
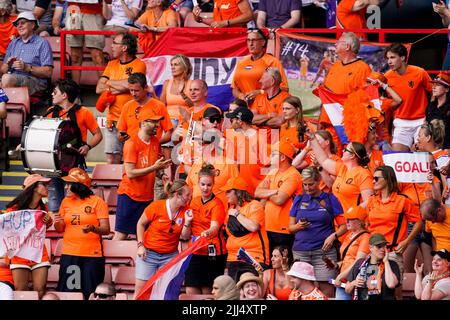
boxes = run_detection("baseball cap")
[236,272,263,290]
[138,108,164,122]
[23,174,51,189]
[203,107,222,119]
[344,206,367,221]
[369,233,388,246]
[225,106,254,123]
[13,11,39,28]
[286,261,317,281]
[62,168,92,188]
[221,176,250,193]
[430,249,450,262]
[272,141,296,159]
[431,73,450,88]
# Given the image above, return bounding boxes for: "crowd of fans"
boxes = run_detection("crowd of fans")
[0,0,450,302]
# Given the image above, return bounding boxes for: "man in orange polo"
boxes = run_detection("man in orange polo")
[188,79,222,121]
[254,140,302,253]
[114,108,172,240]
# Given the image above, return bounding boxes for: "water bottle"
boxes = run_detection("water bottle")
[353,264,367,300]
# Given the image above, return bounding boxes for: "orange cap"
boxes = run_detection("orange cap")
[138,107,164,122]
[431,73,450,87]
[62,168,91,188]
[344,206,367,221]
[23,174,51,189]
[272,141,296,159]
[221,176,250,193]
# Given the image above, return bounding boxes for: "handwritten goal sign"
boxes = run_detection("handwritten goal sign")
[0,210,46,262]
[382,152,430,183]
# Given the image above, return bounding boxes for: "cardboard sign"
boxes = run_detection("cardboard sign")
[382,152,430,183]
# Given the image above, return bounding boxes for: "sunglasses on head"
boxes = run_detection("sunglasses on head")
[94,292,115,299]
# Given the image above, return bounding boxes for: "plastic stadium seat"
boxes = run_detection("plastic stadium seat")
[47,264,60,290]
[3,87,30,138]
[115,293,128,300]
[52,238,64,264]
[402,273,417,300]
[13,291,39,300]
[51,291,84,300]
[179,293,214,300]
[184,12,212,27]
[91,164,123,187]
[112,266,135,292]
[103,240,137,266]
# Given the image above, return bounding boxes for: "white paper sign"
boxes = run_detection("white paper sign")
[382,152,430,183]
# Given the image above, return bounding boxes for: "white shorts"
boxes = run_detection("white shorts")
[392,118,424,148]
[10,261,51,271]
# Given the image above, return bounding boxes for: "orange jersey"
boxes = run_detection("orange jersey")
[339,231,370,274]
[101,58,147,123]
[399,179,439,208]
[336,0,367,38]
[280,124,304,151]
[143,200,188,254]
[225,200,270,265]
[213,0,245,26]
[59,195,109,257]
[0,19,18,56]
[137,9,178,52]
[69,2,102,14]
[118,135,160,202]
[319,155,342,193]
[251,90,291,115]
[385,65,432,120]
[163,78,192,122]
[190,195,227,256]
[425,206,450,251]
[332,161,373,213]
[366,192,421,247]
[368,149,384,174]
[262,166,302,234]
[232,53,288,95]
[379,98,394,142]
[117,98,173,141]
[47,105,99,143]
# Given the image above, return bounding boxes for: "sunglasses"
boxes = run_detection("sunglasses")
[207,117,221,124]
[94,292,115,299]
[374,244,387,249]
[344,147,355,155]
[373,176,383,182]
[169,220,175,234]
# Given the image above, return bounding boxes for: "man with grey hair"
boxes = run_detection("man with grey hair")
[250,67,291,128]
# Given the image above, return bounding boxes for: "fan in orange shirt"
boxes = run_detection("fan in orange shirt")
[336,0,381,40]
[54,168,111,300]
[192,0,253,28]
[279,96,307,153]
[0,2,18,58]
[4,174,53,299]
[365,123,384,174]
[185,164,227,295]
[421,199,450,253]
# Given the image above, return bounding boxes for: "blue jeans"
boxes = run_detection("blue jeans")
[335,287,352,300]
[48,177,65,212]
[135,249,178,281]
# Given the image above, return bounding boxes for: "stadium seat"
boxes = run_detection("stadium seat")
[115,292,128,300]
[184,12,212,27]
[52,238,64,264]
[44,238,52,260]
[46,264,60,290]
[91,164,123,187]
[112,266,135,292]
[50,291,84,300]
[13,291,39,300]
[103,240,137,266]
[3,87,30,139]
[402,273,417,300]
[178,293,214,300]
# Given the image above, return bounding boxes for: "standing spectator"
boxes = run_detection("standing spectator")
[134,180,193,298]
[0,257,13,300]
[212,275,240,300]
[223,176,270,281]
[54,168,111,300]
[0,0,18,61]
[103,0,143,31]
[365,122,384,174]
[192,0,253,28]
[433,0,450,70]
[345,233,401,300]
[50,0,67,36]
[260,245,293,300]
[426,73,450,151]
[4,174,53,299]
[255,140,302,252]
[420,199,450,252]
[336,0,381,40]
[414,249,450,300]
[96,32,146,164]
[301,0,328,28]
[236,272,265,300]
[384,43,432,151]
[256,0,301,28]
[231,28,288,104]
[288,166,347,297]
[12,0,53,35]
[114,108,171,240]
[66,0,105,85]
[0,12,53,95]
[286,261,328,300]
[279,96,306,152]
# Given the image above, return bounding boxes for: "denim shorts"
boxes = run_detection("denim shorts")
[104,125,124,155]
[135,249,178,281]
[292,248,338,282]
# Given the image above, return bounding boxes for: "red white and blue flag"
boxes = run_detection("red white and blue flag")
[134,236,209,300]
[142,27,249,111]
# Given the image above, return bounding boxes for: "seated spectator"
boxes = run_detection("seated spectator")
[420,199,450,252]
[414,249,450,300]
[50,0,67,36]
[0,12,53,95]
[286,261,328,300]
[256,0,301,28]
[91,283,117,300]
[192,0,253,28]
[212,275,240,300]
[345,233,401,300]
[236,272,265,300]
[0,256,13,300]
[168,0,193,23]
[103,0,143,31]
[12,0,53,35]
[41,292,60,300]
[0,0,18,62]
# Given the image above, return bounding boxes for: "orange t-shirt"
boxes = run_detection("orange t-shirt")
[143,200,188,254]
[213,0,244,25]
[59,195,109,257]
[385,65,432,120]
[379,97,394,142]
[101,58,147,123]
[69,2,102,14]
[339,231,370,274]
[47,105,99,143]
[332,161,373,213]
[250,90,291,115]
[336,0,367,39]
[118,135,160,202]
[117,98,173,141]
[399,179,439,208]
[0,20,18,56]
[232,53,289,95]
[368,149,384,174]
[366,192,421,247]
[280,124,303,151]
[163,78,192,122]
[262,166,302,234]
[137,9,178,54]
[425,206,450,251]
[225,200,270,265]
[319,154,342,193]
[190,195,227,256]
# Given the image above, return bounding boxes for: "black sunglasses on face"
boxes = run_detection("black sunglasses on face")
[94,292,115,299]
[207,117,221,124]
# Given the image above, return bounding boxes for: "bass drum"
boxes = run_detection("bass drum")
[21,117,80,177]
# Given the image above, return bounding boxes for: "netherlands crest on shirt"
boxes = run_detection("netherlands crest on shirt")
[176,217,183,225]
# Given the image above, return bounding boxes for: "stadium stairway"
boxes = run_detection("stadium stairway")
[0,160,105,211]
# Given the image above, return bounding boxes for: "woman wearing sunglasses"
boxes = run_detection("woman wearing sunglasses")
[3,174,53,299]
[54,168,111,300]
[192,0,253,28]
[134,180,193,298]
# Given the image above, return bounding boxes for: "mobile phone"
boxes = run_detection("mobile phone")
[300,218,310,223]
[119,131,128,136]
[208,244,216,257]
[322,256,336,269]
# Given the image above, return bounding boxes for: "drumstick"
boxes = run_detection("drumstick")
[66,143,80,154]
